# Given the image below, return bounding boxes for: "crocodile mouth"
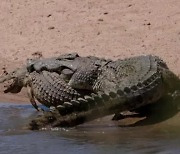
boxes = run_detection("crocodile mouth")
[3,79,23,93]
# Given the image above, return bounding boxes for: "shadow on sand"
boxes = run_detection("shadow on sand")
[117,95,180,127]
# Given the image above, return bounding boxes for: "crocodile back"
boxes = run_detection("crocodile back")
[28,71,80,107]
[93,55,162,94]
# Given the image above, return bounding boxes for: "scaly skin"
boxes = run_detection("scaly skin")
[26,71,82,110]
[69,55,168,93]
[26,52,80,73]
[0,67,95,112]
[0,66,84,111]
[0,53,97,110]
[0,53,107,111]
[1,53,180,130]
[29,73,163,129]
[28,55,180,130]
[27,53,111,88]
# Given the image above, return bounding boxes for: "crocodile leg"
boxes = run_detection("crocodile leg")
[27,85,40,111]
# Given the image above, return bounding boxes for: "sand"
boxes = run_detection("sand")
[0,0,180,104]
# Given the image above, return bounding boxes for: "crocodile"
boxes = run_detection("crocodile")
[0,53,88,110]
[1,53,180,129]
[0,54,179,129]
[26,54,180,130]
[0,66,86,111]
[0,53,109,111]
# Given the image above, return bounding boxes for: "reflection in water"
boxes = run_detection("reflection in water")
[0,102,180,154]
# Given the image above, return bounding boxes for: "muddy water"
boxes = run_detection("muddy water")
[0,102,180,154]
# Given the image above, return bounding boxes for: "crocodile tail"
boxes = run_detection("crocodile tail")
[28,90,125,130]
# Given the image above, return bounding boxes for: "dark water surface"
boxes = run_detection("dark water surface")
[0,102,180,154]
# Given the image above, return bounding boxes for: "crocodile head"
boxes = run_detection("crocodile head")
[0,67,29,93]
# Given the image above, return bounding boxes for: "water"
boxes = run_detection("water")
[0,102,180,154]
